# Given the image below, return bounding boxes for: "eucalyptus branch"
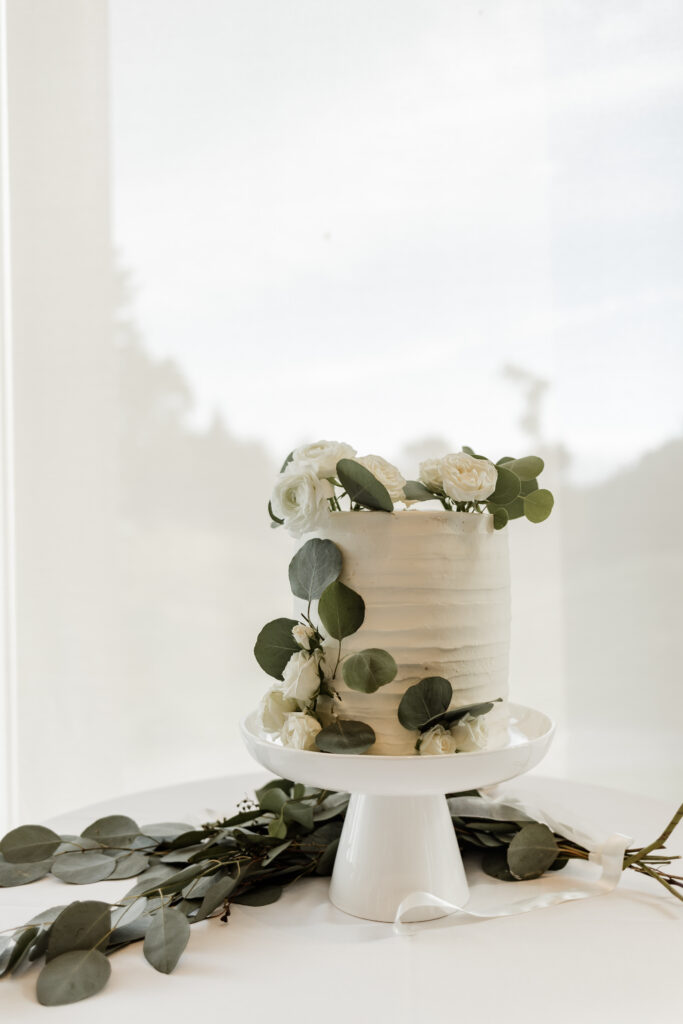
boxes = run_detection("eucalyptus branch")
[0,782,679,1008]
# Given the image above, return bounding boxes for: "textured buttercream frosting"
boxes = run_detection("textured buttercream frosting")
[307,510,510,755]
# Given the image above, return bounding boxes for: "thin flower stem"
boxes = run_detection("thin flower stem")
[631,862,683,903]
[623,802,683,868]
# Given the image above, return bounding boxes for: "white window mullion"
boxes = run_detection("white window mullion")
[0,0,18,834]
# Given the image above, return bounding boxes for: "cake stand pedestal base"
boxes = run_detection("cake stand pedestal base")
[241,703,554,924]
[330,794,467,922]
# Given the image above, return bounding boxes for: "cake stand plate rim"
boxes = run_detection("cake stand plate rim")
[240,703,555,795]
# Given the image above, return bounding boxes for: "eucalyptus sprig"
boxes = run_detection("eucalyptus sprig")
[254,537,396,753]
[1,782,680,1007]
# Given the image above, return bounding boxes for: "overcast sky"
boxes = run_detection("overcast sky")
[109,0,683,481]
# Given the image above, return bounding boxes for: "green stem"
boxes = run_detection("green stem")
[631,862,683,903]
[623,802,683,868]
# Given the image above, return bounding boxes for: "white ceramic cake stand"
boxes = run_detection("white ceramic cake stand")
[240,702,554,923]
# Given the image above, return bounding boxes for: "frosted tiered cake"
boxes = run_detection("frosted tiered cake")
[309,510,510,754]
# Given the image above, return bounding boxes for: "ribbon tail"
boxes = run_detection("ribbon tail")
[394,832,631,936]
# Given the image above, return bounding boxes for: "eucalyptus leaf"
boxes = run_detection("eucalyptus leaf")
[434,700,499,729]
[110,898,148,930]
[140,822,193,843]
[280,450,294,473]
[503,477,538,520]
[139,863,205,897]
[254,617,301,680]
[288,538,343,602]
[0,858,53,887]
[108,918,150,950]
[503,455,544,481]
[492,507,508,531]
[255,778,293,802]
[486,466,521,506]
[461,446,488,460]
[267,817,287,839]
[342,648,397,693]
[51,852,117,885]
[194,873,240,922]
[231,884,283,907]
[523,488,554,524]
[107,852,150,880]
[37,948,111,1006]
[283,802,315,830]
[164,829,208,851]
[259,788,288,813]
[315,838,339,876]
[336,458,393,512]
[397,676,453,730]
[318,580,365,640]
[315,719,376,754]
[81,815,141,851]
[7,926,39,975]
[403,480,436,501]
[143,905,190,974]
[25,905,68,964]
[0,824,61,864]
[46,901,112,962]
[0,934,14,977]
[481,847,517,881]
[507,823,558,880]
[262,840,292,866]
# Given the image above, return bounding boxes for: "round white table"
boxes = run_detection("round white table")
[1,773,680,1022]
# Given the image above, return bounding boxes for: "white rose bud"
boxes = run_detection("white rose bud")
[292,623,315,650]
[280,712,322,750]
[258,686,299,732]
[271,466,333,538]
[354,454,406,502]
[418,724,457,755]
[419,457,443,493]
[439,452,498,503]
[281,650,322,703]
[450,713,489,752]
[291,440,357,479]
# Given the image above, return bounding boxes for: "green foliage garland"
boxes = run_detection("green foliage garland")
[0,783,681,1007]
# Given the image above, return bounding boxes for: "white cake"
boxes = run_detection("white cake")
[307,509,511,755]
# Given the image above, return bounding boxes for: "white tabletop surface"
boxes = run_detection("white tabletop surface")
[1,772,681,1023]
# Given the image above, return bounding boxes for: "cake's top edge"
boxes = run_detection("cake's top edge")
[312,508,497,536]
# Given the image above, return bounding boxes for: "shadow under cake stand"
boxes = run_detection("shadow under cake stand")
[240,703,554,923]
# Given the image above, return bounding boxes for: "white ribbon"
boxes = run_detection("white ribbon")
[394,792,631,935]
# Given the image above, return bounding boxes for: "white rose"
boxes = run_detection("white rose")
[419,457,443,493]
[271,466,333,538]
[292,623,315,650]
[291,440,356,479]
[281,650,322,703]
[354,454,406,502]
[450,713,489,752]
[280,712,322,750]
[439,452,498,502]
[258,686,299,732]
[418,724,457,755]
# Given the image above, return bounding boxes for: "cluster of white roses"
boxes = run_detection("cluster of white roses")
[270,440,407,538]
[418,713,489,755]
[258,625,329,750]
[419,451,498,503]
